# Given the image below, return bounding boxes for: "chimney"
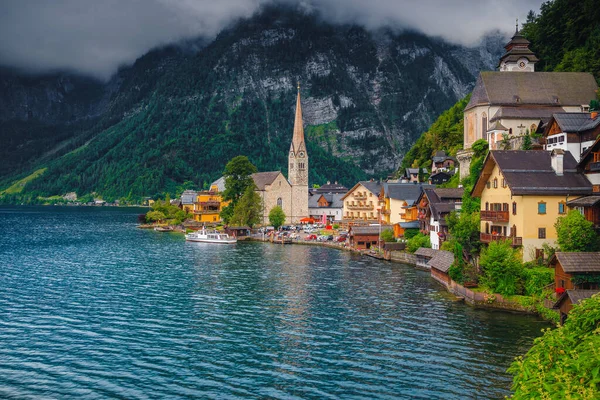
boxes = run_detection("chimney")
[592,111,598,119]
[551,149,564,176]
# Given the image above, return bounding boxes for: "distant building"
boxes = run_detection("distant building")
[471,150,592,262]
[313,181,348,194]
[457,25,598,178]
[379,182,434,237]
[431,151,456,174]
[567,136,600,230]
[181,190,197,213]
[341,180,382,224]
[417,188,463,250]
[428,171,452,185]
[308,192,345,222]
[543,112,600,162]
[403,168,428,183]
[349,225,392,250]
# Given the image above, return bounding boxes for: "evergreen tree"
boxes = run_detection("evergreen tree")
[230,186,263,228]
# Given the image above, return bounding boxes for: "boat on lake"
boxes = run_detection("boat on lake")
[154,226,174,232]
[185,228,237,244]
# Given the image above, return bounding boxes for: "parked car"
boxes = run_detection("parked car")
[317,235,328,241]
[305,234,318,241]
[326,235,334,241]
[336,235,347,242]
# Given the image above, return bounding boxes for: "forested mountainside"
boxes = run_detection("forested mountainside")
[0,5,504,203]
[400,0,600,174]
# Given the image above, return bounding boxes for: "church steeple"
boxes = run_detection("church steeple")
[498,20,538,72]
[288,82,308,187]
[290,82,306,154]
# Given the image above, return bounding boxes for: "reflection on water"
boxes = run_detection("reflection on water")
[0,206,547,399]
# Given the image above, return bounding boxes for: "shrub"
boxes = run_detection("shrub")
[522,267,554,296]
[406,233,431,253]
[479,239,523,296]
[555,210,598,252]
[380,228,395,243]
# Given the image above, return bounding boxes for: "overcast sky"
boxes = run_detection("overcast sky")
[0,0,543,80]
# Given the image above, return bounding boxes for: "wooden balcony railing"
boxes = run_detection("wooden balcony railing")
[480,210,509,222]
[347,205,374,210]
[480,232,522,246]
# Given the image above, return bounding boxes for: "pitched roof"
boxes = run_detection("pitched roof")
[550,252,600,273]
[472,151,592,197]
[252,171,283,190]
[315,182,348,193]
[350,225,392,235]
[414,247,437,258]
[210,177,226,192]
[466,72,598,111]
[434,188,464,200]
[487,120,508,132]
[566,196,600,207]
[341,181,382,201]
[432,151,456,163]
[553,290,599,309]
[578,136,600,168]
[552,113,600,133]
[489,106,563,122]
[308,193,345,209]
[427,250,454,272]
[383,183,434,201]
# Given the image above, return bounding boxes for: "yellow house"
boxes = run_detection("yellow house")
[193,190,229,223]
[341,180,383,224]
[472,150,592,262]
[379,183,434,237]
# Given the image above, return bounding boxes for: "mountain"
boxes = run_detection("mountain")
[0,5,504,203]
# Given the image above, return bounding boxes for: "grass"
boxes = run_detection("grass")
[0,168,47,195]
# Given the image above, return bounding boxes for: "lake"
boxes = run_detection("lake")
[0,206,547,399]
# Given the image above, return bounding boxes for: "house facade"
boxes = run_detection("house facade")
[193,190,229,223]
[567,136,600,229]
[308,192,345,222]
[543,112,600,162]
[472,150,592,262]
[417,188,463,250]
[341,181,382,224]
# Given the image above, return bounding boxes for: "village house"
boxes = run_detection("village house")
[553,290,599,325]
[567,136,600,230]
[403,168,428,183]
[417,188,463,250]
[180,190,197,214]
[379,182,434,237]
[431,150,457,174]
[341,180,382,224]
[428,171,452,185]
[308,192,345,222]
[193,188,228,224]
[348,225,392,250]
[472,150,593,262]
[542,111,600,162]
[457,25,598,178]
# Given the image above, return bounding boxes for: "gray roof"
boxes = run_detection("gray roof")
[383,183,434,201]
[489,106,563,122]
[315,182,348,193]
[211,177,226,192]
[552,113,600,133]
[360,180,383,195]
[421,188,463,220]
[567,196,600,207]
[551,252,600,273]
[466,72,598,111]
[554,290,600,309]
[433,151,456,163]
[252,171,283,190]
[351,225,392,235]
[427,250,454,272]
[414,247,437,258]
[487,120,508,132]
[308,192,345,209]
[478,151,592,196]
[406,168,428,175]
[434,188,464,200]
[181,190,197,205]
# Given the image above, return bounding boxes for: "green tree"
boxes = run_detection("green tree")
[221,155,258,223]
[508,293,600,399]
[146,210,166,223]
[555,210,598,251]
[230,186,262,228]
[521,129,532,150]
[406,232,431,253]
[479,239,523,296]
[380,228,395,242]
[268,205,286,229]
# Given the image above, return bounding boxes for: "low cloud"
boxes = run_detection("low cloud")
[0,0,542,80]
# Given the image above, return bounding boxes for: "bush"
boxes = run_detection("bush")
[522,267,554,296]
[508,293,600,399]
[555,210,598,252]
[380,228,395,243]
[479,239,523,296]
[406,233,430,253]
[403,228,419,239]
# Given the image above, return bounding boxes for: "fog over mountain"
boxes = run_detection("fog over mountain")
[1,0,542,79]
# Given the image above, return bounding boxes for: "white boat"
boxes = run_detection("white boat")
[185,228,237,244]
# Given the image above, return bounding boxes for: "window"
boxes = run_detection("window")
[594,152,600,163]
[512,202,517,215]
[558,202,566,214]
[502,178,507,188]
[538,201,546,214]
[485,222,489,234]
[485,202,489,211]
[493,178,498,188]
[277,198,282,207]
[530,124,537,134]
[486,181,491,189]
[503,203,509,212]
[538,227,546,239]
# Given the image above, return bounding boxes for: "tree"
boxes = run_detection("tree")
[521,130,532,150]
[222,155,258,203]
[555,210,598,252]
[508,293,600,399]
[146,210,166,223]
[268,206,286,229]
[406,233,431,253]
[230,186,262,228]
[380,228,395,242]
[479,239,523,296]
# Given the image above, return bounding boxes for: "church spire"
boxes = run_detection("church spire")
[291,82,305,153]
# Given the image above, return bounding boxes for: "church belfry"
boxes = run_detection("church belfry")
[498,19,538,72]
[289,82,308,186]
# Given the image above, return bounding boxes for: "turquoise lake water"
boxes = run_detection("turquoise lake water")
[0,206,547,399]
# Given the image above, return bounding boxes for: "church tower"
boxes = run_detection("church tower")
[498,20,538,72]
[288,83,309,223]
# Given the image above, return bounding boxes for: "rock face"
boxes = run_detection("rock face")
[0,6,504,197]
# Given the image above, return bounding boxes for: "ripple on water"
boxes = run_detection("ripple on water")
[0,206,548,399]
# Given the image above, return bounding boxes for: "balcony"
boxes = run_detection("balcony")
[347,204,374,210]
[381,209,391,215]
[480,210,509,222]
[480,232,522,246]
[353,194,367,200]
[194,209,220,215]
[197,201,221,207]
[590,161,600,172]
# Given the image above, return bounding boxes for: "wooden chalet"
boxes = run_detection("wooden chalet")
[543,112,600,162]
[553,290,599,324]
[568,136,600,230]
[414,247,437,269]
[428,250,454,286]
[349,225,391,250]
[549,252,600,291]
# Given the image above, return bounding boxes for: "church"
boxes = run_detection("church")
[457,24,598,178]
[252,84,309,224]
